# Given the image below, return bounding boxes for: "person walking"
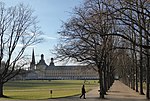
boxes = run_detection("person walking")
[80,84,86,99]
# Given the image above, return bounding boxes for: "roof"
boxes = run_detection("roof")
[45,65,87,70]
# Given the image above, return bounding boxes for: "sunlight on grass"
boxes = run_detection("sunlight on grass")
[2,80,98,100]
[4,89,80,100]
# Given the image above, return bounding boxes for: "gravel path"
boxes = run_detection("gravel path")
[106,80,147,101]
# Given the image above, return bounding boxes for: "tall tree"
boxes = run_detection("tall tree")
[54,0,119,98]
[55,0,149,99]
[0,2,43,97]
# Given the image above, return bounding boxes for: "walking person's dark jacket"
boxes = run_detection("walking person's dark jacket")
[80,85,86,99]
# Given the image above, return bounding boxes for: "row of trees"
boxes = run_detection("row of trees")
[54,0,150,99]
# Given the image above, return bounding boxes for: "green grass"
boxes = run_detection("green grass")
[2,80,98,100]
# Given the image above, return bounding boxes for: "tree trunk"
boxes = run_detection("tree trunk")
[146,59,150,99]
[139,46,144,95]
[99,68,104,99]
[135,65,139,92]
[145,21,150,98]
[131,46,135,90]
[146,41,150,99]
[0,78,4,97]
[139,23,144,94]
[135,54,139,92]
[131,67,135,90]
[103,61,107,94]
[107,66,110,90]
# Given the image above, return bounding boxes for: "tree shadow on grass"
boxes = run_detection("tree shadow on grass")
[0,95,12,98]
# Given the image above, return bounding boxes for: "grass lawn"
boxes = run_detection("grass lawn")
[2,80,98,100]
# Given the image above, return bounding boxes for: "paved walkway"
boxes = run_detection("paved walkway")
[106,80,147,101]
[0,80,148,101]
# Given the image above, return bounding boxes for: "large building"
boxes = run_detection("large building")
[25,50,99,80]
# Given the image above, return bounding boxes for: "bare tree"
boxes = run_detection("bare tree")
[54,0,119,98]
[54,0,149,99]
[0,2,43,97]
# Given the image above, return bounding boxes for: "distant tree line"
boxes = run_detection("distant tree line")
[54,0,150,99]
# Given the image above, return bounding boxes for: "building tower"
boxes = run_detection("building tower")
[49,58,55,66]
[30,49,36,70]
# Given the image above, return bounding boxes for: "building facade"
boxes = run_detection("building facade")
[26,50,99,80]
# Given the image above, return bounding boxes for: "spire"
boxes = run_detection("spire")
[31,49,35,64]
[30,48,35,70]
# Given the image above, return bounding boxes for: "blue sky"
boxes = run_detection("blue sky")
[2,0,83,65]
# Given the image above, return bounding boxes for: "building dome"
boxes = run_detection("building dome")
[36,54,48,70]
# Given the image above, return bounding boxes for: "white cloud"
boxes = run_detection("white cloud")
[41,35,57,40]
[16,44,24,47]
[16,44,35,48]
